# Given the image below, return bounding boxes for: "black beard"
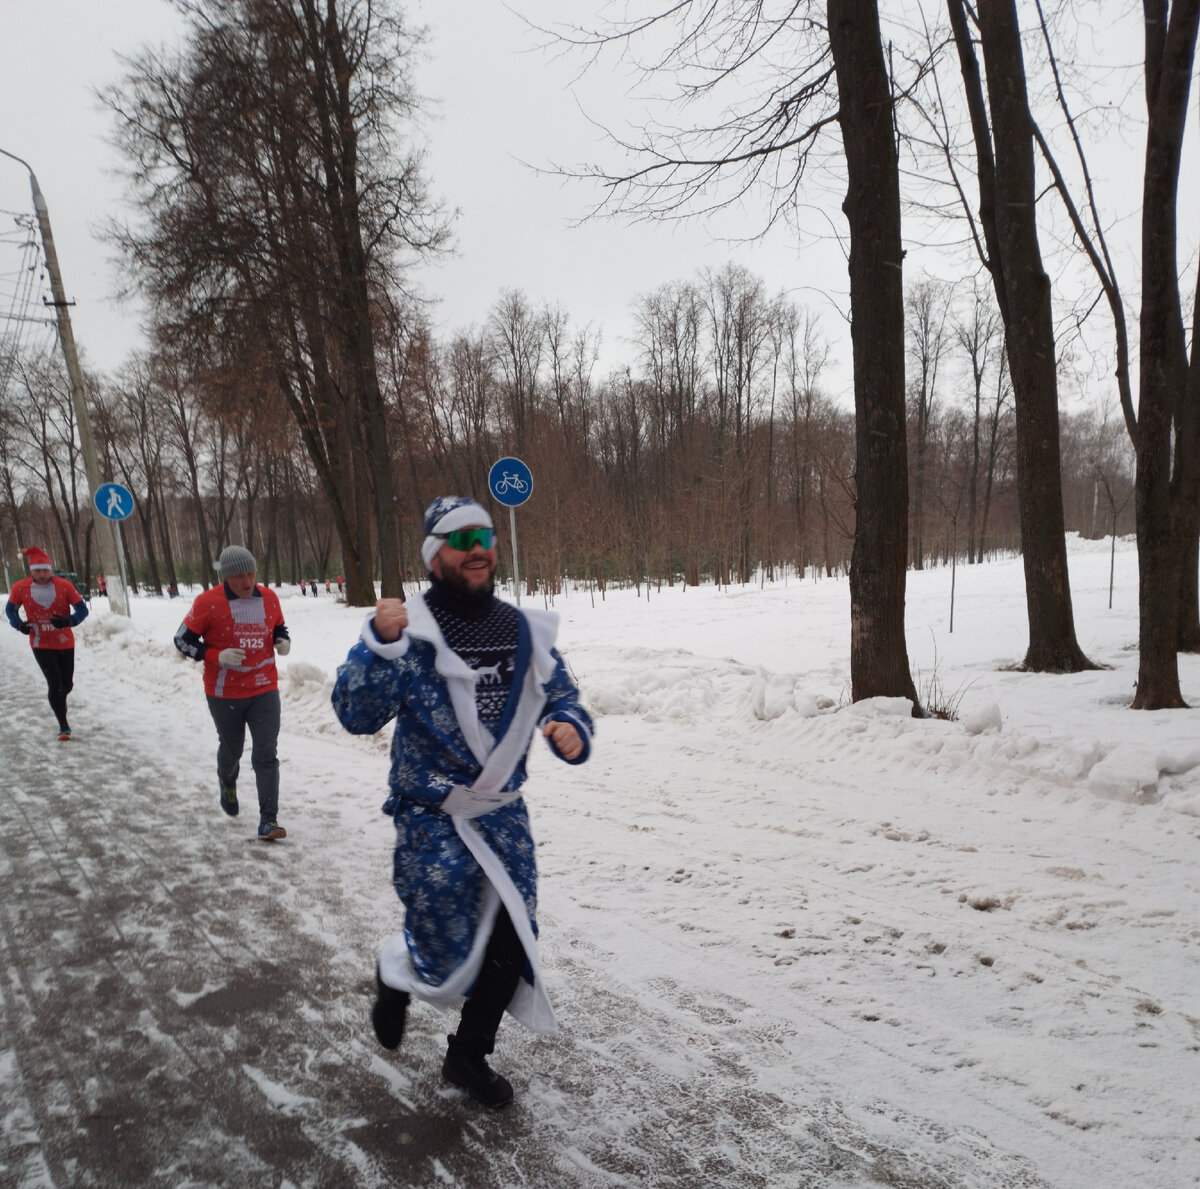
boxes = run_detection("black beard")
[428,572,496,618]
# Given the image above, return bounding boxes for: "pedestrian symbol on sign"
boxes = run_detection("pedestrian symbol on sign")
[94,482,134,522]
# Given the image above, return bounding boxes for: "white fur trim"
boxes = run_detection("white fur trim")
[420,535,442,570]
[378,884,500,1006]
[522,608,562,684]
[430,501,494,534]
[452,815,557,1033]
[359,614,411,659]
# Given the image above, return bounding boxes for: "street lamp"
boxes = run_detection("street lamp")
[0,146,128,615]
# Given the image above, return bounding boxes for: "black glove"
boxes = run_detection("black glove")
[17,621,32,635]
[50,615,71,628]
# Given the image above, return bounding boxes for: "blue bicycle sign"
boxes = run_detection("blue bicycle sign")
[488,457,533,507]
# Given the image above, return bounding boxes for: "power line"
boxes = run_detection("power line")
[1,206,59,398]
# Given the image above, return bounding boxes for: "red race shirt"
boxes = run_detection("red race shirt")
[183,583,286,698]
[8,576,83,650]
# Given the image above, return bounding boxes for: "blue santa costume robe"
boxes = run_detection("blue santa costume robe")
[331,592,592,1034]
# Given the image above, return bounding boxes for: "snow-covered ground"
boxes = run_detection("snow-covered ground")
[2,534,1198,1187]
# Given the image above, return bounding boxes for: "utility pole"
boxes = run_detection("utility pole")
[1,147,128,615]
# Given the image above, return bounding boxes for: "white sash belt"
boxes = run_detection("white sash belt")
[380,657,558,1033]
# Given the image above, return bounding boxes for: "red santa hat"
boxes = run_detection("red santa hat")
[20,546,53,570]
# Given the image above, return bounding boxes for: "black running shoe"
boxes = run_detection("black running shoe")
[371,965,410,1050]
[442,1045,514,1109]
[219,780,238,817]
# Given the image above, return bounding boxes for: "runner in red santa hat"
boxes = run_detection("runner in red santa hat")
[5,547,90,739]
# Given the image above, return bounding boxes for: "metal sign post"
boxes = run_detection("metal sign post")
[487,457,533,605]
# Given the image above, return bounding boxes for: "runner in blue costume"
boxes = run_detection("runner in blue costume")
[332,496,593,1108]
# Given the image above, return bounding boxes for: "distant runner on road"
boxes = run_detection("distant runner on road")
[174,545,291,841]
[331,495,594,1110]
[5,546,89,740]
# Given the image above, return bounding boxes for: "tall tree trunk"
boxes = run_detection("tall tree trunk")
[1132,0,1199,706]
[153,487,179,592]
[971,0,1094,672]
[949,0,1094,671]
[968,381,981,563]
[828,0,921,710]
[136,497,162,594]
[310,0,403,598]
[1174,275,1200,650]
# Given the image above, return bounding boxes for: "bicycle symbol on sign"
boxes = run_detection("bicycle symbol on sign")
[488,456,532,508]
[494,472,529,496]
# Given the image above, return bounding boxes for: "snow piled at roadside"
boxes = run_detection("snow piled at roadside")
[12,532,1197,1188]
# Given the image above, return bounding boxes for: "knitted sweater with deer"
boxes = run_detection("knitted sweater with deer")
[425,578,519,730]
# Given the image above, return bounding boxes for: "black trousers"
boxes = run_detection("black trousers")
[32,648,74,731]
[452,907,524,1058]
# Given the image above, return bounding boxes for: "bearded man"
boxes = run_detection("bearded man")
[332,496,593,1109]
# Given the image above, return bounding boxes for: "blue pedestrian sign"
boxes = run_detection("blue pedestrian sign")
[95,482,134,521]
[488,457,533,507]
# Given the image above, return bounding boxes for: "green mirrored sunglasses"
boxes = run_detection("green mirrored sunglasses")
[439,527,494,551]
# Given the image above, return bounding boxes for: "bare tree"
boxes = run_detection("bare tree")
[945,0,1095,673]
[1013,0,1200,695]
[703,263,773,583]
[549,1,919,704]
[1130,0,1200,707]
[11,359,89,575]
[489,290,545,456]
[905,278,953,569]
[952,279,1004,563]
[1175,280,1200,651]
[105,0,450,606]
[632,279,706,581]
[781,305,830,575]
[829,0,920,708]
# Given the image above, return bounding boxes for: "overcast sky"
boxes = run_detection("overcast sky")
[0,0,848,390]
[1,2,1194,410]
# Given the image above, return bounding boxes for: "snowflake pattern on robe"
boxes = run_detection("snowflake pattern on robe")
[331,596,592,989]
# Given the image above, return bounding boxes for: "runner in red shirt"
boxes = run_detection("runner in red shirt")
[5,546,89,739]
[174,546,291,840]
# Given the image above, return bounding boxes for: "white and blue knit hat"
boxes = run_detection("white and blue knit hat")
[421,496,493,570]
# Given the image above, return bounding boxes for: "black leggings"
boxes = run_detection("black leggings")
[452,907,525,1057]
[32,648,75,731]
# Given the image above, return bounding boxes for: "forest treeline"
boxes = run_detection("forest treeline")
[1,269,1133,597]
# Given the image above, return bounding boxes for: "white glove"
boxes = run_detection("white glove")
[217,647,246,667]
[275,637,291,656]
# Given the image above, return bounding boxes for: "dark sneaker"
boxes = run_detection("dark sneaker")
[442,1046,514,1109]
[257,818,286,841]
[371,965,410,1050]
[219,780,238,817]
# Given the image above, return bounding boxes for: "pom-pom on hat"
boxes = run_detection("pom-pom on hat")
[20,546,52,570]
[214,545,257,582]
[421,496,493,570]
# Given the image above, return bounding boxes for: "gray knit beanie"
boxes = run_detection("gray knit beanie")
[214,545,256,582]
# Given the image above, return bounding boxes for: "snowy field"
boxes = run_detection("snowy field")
[2,534,1198,1187]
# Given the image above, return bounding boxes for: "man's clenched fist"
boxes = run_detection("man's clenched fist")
[374,598,409,643]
